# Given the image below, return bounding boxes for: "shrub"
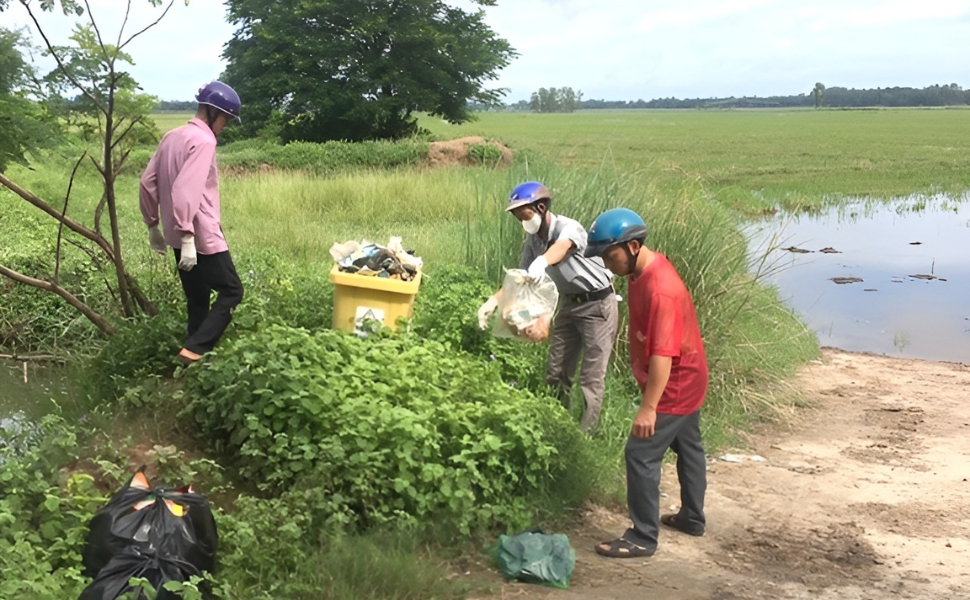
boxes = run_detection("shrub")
[185,325,588,534]
[410,264,549,393]
[86,313,184,401]
[467,141,504,166]
[0,416,101,600]
[219,138,430,174]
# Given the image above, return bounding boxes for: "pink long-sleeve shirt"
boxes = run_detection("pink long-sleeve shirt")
[139,118,229,255]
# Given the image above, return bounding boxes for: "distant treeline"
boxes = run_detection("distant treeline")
[161,83,970,114]
[504,84,969,111]
[155,99,196,111]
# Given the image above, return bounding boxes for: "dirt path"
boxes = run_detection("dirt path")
[480,349,970,600]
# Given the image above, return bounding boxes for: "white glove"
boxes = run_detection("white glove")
[527,255,549,279]
[178,234,197,271]
[148,225,167,254]
[477,296,498,330]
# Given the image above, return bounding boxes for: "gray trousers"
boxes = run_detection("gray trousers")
[546,294,618,431]
[623,410,707,550]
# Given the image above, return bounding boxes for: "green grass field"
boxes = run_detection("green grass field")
[418,108,970,212]
[151,111,193,134]
[157,107,970,212]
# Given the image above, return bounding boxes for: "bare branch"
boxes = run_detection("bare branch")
[19,0,107,114]
[88,154,106,178]
[111,116,141,150]
[0,264,116,336]
[65,237,118,304]
[115,0,133,51]
[126,273,158,316]
[0,172,116,262]
[0,354,66,363]
[82,0,111,64]
[94,191,107,235]
[54,151,88,284]
[119,0,174,51]
[114,147,134,177]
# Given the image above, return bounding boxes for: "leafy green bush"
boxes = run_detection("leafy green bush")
[467,141,504,166]
[0,416,101,600]
[86,313,184,401]
[231,250,334,333]
[185,325,588,534]
[410,264,549,393]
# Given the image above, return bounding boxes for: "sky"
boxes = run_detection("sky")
[4,0,970,103]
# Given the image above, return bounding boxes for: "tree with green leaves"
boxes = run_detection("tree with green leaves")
[221,0,516,142]
[0,27,57,173]
[528,86,582,113]
[812,82,825,108]
[0,0,176,335]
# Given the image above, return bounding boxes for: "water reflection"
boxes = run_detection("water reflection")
[0,360,74,420]
[748,194,970,363]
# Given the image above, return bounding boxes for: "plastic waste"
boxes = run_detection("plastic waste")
[492,269,559,342]
[493,529,576,589]
[329,237,422,281]
[79,469,218,600]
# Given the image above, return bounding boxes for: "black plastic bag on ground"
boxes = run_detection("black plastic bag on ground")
[78,547,200,600]
[81,469,218,596]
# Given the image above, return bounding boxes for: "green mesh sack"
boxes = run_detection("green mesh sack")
[493,530,576,589]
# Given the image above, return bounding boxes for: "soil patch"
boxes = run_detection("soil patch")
[426,136,513,168]
[471,349,970,600]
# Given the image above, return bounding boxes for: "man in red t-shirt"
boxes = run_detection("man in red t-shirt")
[584,208,709,558]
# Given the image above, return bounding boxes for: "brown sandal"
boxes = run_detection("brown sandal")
[660,513,705,536]
[595,538,655,558]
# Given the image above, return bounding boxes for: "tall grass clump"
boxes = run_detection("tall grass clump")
[458,162,818,473]
[219,138,429,174]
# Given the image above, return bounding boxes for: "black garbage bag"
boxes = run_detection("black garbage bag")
[78,546,200,600]
[82,469,218,581]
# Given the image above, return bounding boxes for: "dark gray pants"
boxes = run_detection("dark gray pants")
[173,249,243,354]
[546,294,618,431]
[623,410,707,551]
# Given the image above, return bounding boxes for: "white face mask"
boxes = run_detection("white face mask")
[522,213,542,235]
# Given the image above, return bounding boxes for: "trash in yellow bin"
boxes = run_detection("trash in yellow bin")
[328,237,423,335]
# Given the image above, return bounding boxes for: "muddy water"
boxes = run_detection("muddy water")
[0,360,76,437]
[748,195,970,363]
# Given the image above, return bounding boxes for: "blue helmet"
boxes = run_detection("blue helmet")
[585,208,648,258]
[506,181,552,212]
[196,81,242,122]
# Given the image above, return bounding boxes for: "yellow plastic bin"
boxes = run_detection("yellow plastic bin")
[329,265,422,334]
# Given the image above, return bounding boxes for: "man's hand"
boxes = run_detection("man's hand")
[477,296,498,329]
[148,225,166,254]
[178,234,197,271]
[631,406,657,439]
[527,255,549,279]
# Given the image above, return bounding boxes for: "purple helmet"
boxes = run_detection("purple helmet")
[196,81,241,122]
[506,181,552,212]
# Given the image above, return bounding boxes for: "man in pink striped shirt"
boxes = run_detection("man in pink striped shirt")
[139,81,244,365]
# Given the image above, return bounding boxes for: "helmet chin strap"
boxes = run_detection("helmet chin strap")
[623,243,639,276]
[535,204,550,238]
[205,105,219,129]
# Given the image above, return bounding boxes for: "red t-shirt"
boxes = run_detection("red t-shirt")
[628,253,708,415]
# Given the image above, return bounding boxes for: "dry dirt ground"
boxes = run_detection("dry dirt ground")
[478,349,970,600]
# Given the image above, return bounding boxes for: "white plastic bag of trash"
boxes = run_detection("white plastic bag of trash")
[493,269,559,343]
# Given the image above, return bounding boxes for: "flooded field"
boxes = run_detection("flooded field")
[749,195,970,363]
